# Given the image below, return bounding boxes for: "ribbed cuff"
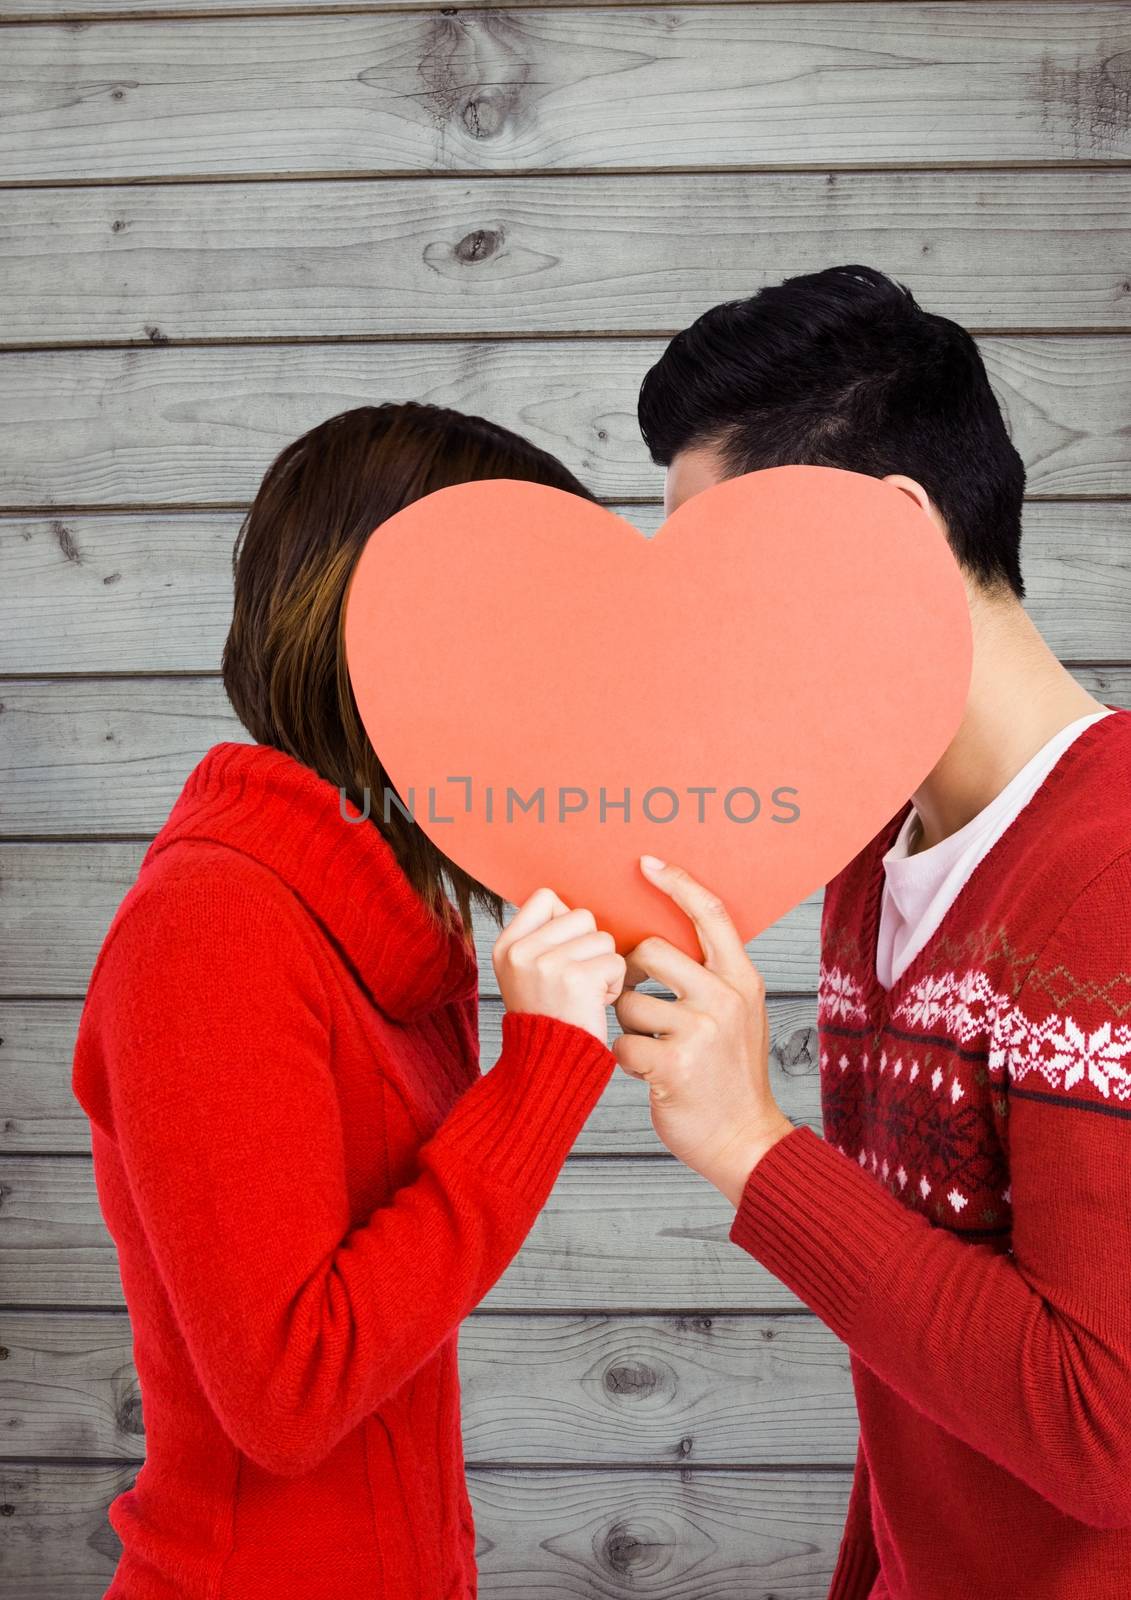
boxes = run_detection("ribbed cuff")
[729,1125,918,1344]
[827,1532,880,1600]
[441,1011,615,1197]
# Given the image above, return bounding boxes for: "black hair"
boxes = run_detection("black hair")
[638,265,1026,597]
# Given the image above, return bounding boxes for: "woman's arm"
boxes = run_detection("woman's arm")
[77,860,615,1478]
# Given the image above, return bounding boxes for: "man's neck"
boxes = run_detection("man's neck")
[910,587,1107,853]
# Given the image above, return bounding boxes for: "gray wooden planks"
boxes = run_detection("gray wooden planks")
[0,842,825,996]
[1,501,1127,676]
[3,338,1131,508]
[0,995,822,1154]
[0,1153,804,1310]
[0,1309,856,1464]
[3,7,1130,182]
[0,1460,851,1599]
[0,995,822,1155]
[5,171,1131,344]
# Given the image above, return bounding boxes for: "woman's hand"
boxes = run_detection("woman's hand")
[493,888,627,1045]
[613,856,794,1206]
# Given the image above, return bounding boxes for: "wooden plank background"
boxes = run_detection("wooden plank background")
[1,0,1128,1593]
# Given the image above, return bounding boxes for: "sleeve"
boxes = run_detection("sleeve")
[827,1435,880,1600]
[730,851,1131,1529]
[85,865,615,1478]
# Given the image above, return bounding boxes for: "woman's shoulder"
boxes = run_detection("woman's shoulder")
[90,835,329,998]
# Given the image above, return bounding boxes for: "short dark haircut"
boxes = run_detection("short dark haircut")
[638,265,1026,597]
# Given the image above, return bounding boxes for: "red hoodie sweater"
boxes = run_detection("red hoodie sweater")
[730,707,1131,1599]
[71,741,616,1600]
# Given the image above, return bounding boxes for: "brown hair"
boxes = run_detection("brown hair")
[221,402,596,935]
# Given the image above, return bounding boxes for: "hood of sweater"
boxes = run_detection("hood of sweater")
[140,741,480,1023]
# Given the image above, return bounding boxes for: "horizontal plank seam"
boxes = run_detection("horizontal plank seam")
[2,161,1130,189]
[3,665,1129,692]
[3,0,1102,24]
[5,495,1124,518]
[0,1147,710,1164]
[6,326,1131,353]
[3,163,1130,191]
[0,1303,823,1319]
[0,1303,825,1320]
[0,1152,726,1164]
[0,1454,856,1474]
[5,329,1131,355]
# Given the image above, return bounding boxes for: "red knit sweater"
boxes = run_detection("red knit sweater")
[71,741,616,1600]
[731,708,1131,1599]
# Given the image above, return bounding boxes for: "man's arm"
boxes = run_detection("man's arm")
[615,852,1131,1528]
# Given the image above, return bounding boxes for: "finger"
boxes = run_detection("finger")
[639,856,748,980]
[574,951,628,1006]
[612,1031,666,1084]
[620,935,717,1005]
[494,887,570,955]
[509,907,600,960]
[538,930,616,968]
[614,987,678,1037]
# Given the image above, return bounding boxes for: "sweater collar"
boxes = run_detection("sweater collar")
[142,742,479,1023]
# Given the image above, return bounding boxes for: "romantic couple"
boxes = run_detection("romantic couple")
[72,264,1131,1600]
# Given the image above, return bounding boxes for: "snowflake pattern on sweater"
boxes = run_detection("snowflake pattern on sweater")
[818,933,1131,1236]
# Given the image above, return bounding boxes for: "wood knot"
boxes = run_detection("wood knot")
[604,1361,658,1398]
[776,1026,817,1076]
[53,521,81,565]
[601,1522,647,1574]
[0,1505,14,1517]
[117,1395,145,1437]
[453,227,503,265]
[462,94,506,139]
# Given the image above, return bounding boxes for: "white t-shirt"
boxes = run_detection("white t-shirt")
[875,709,1114,991]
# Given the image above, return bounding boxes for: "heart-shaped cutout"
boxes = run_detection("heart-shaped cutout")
[345,466,971,956]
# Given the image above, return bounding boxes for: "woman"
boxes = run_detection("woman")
[72,403,626,1599]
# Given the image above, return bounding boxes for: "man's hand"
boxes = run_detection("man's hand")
[614,856,794,1206]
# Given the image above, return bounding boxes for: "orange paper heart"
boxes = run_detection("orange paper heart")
[344,467,972,956]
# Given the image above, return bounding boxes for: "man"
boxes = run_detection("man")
[616,265,1131,1599]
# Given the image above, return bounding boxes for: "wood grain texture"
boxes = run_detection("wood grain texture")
[0,1153,802,1310]
[0,1460,850,1599]
[0,1308,855,1464]
[0,842,824,996]
[3,503,1129,670]
[6,171,1131,344]
[3,338,1131,509]
[462,1313,855,1466]
[475,1467,849,1596]
[0,995,822,1154]
[3,7,1130,182]
[1,500,1127,676]
[0,514,240,672]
